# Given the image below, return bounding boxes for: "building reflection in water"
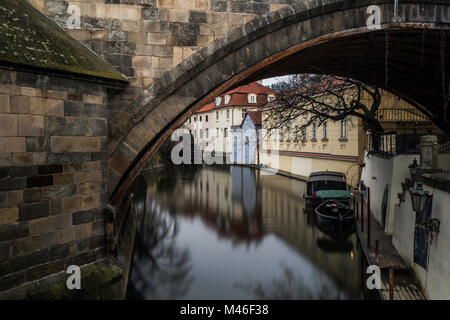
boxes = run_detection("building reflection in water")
[126,166,367,300]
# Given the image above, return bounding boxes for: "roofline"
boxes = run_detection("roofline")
[240,111,261,128]
[0,63,128,88]
[1,0,128,85]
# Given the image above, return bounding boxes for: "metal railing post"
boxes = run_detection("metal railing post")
[367,187,371,248]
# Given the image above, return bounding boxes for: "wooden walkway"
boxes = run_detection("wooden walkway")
[353,190,426,300]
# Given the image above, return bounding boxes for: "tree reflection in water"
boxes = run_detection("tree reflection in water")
[127,193,193,300]
[236,262,347,300]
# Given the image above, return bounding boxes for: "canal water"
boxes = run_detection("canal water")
[126,166,375,300]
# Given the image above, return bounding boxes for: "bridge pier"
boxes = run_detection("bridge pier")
[0,0,449,297]
[0,68,120,293]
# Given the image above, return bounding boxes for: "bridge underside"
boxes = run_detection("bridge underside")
[107,2,450,208]
[244,28,449,131]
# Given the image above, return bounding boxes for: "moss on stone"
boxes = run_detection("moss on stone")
[0,0,127,82]
[0,259,125,300]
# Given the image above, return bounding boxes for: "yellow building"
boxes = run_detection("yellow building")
[259,88,432,187]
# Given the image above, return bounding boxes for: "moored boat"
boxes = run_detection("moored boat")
[315,200,355,230]
[304,171,352,207]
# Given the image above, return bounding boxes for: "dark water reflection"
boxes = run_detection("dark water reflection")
[126,166,373,300]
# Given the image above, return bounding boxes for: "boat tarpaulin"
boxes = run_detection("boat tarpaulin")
[316,190,352,199]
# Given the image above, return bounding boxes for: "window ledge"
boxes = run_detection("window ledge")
[338,137,348,142]
[321,138,329,142]
[310,138,317,142]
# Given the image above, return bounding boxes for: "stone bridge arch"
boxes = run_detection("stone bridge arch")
[107,0,450,206]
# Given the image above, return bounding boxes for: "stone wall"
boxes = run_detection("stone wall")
[0,70,110,292]
[27,0,293,119]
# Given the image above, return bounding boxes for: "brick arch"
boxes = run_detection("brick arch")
[107,0,450,205]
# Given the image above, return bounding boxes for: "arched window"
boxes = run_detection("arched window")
[224,95,231,105]
[248,94,257,104]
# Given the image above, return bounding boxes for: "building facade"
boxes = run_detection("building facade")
[185,82,276,161]
[260,112,365,187]
[232,111,262,165]
[259,89,434,187]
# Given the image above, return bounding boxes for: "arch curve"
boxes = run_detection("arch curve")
[108,0,450,205]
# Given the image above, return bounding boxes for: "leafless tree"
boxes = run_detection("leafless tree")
[264,74,386,150]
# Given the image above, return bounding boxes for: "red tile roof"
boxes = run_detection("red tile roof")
[196,82,277,113]
[197,101,213,113]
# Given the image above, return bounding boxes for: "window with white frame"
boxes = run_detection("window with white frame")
[286,126,291,142]
[248,94,257,104]
[216,128,219,137]
[216,111,219,121]
[280,127,284,142]
[301,126,307,142]
[340,119,347,139]
[267,94,275,102]
[226,109,230,119]
[242,109,247,119]
[206,128,209,139]
[215,97,222,106]
[322,121,328,140]
[294,125,299,141]
[224,128,228,138]
[311,122,317,140]
[200,116,202,121]
[224,95,231,105]
[194,116,197,122]
[206,115,208,122]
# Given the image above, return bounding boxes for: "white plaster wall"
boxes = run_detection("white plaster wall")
[291,156,313,177]
[393,186,450,299]
[360,151,418,234]
[360,151,394,228]
[392,194,415,266]
[387,154,420,234]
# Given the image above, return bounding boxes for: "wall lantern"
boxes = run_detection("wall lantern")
[409,181,428,214]
[409,180,440,244]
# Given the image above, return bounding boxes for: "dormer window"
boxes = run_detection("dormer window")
[267,94,275,102]
[224,95,231,105]
[248,94,257,104]
[215,97,222,106]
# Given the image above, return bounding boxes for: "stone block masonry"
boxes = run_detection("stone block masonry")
[28,0,292,120]
[0,70,109,292]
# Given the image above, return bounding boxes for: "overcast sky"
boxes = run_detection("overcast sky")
[261,75,290,87]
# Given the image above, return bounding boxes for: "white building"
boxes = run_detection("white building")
[185,82,276,161]
[231,111,261,165]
